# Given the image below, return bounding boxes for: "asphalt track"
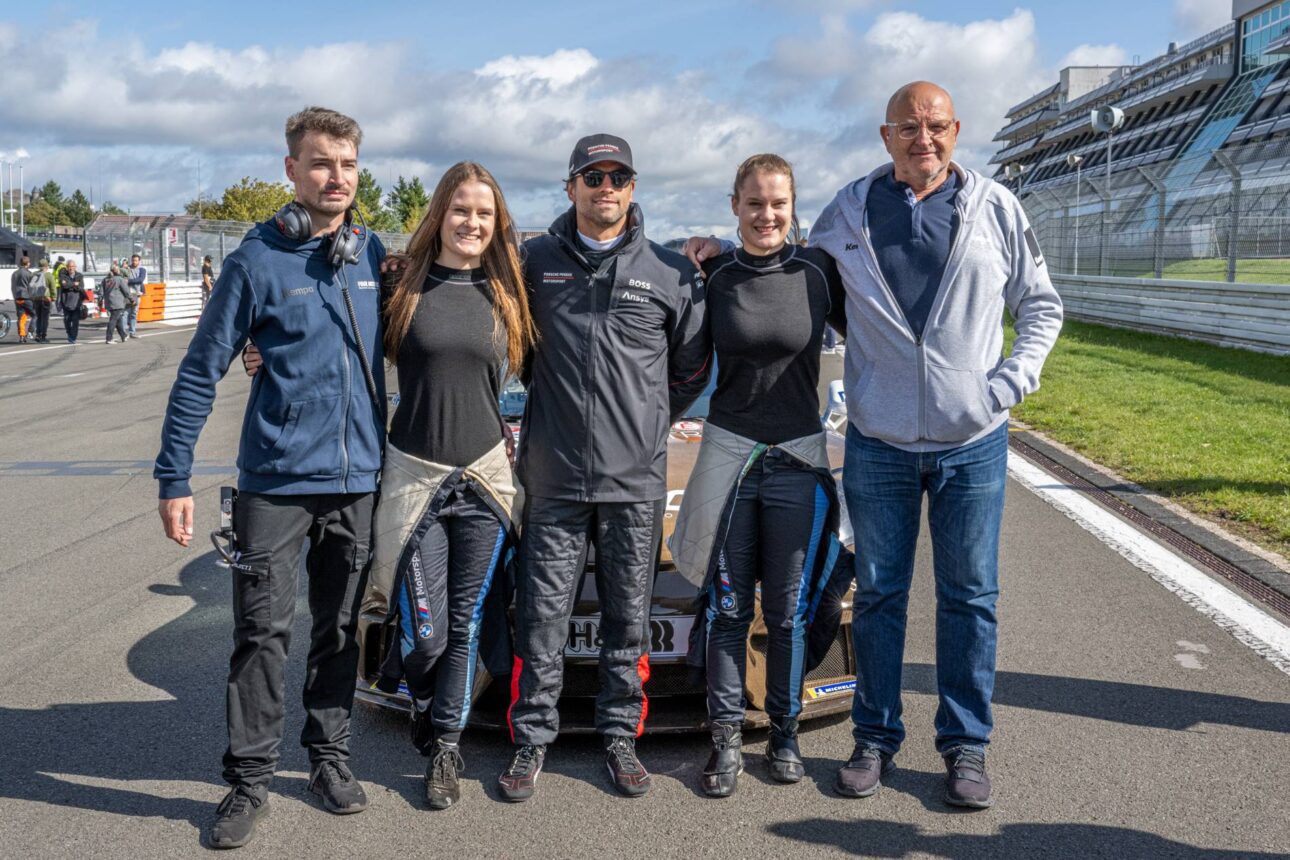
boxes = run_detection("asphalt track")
[0,323,1287,859]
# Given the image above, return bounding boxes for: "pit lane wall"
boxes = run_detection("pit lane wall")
[1051,273,1290,355]
[0,270,201,323]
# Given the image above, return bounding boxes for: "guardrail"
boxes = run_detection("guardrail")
[1051,273,1290,354]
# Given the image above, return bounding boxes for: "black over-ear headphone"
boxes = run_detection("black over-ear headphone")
[272,201,368,268]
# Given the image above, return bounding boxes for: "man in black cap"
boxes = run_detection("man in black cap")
[498,133,711,801]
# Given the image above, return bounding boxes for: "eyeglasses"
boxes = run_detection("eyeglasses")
[884,120,957,140]
[579,169,635,189]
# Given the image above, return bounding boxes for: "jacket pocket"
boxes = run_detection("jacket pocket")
[249,395,344,476]
[923,362,996,443]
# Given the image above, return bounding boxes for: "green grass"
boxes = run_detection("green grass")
[1134,258,1290,285]
[1007,319,1290,559]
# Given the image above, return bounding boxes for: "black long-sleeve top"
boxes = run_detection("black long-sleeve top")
[702,245,847,443]
[387,264,505,466]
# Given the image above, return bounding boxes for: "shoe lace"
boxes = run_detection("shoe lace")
[217,787,257,817]
[949,748,986,775]
[849,744,883,767]
[506,745,541,777]
[431,745,465,785]
[315,760,353,789]
[607,738,642,775]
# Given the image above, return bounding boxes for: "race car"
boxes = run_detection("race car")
[354,379,857,732]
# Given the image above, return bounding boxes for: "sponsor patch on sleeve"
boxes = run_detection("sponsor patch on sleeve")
[1023,227,1044,268]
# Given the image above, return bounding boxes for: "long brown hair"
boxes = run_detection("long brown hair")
[731,153,802,245]
[383,161,536,373]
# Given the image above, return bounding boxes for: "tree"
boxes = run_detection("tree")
[63,189,94,227]
[22,197,60,228]
[37,180,64,210]
[185,177,293,222]
[100,201,126,215]
[387,176,430,232]
[354,168,400,232]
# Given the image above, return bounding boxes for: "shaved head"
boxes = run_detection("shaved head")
[880,80,961,196]
[886,81,955,122]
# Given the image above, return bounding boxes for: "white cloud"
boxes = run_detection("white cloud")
[1057,43,1129,69]
[0,8,1094,239]
[1173,0,1234,40]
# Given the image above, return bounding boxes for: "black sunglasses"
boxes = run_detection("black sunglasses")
[579,169,634,189]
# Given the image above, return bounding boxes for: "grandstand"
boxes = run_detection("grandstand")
[992,1,1290,283]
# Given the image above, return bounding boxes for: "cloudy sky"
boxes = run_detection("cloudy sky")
[1,0,1233,239]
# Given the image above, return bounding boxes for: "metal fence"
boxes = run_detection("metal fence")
[1017,137,1290,284]
[82,214,412,279]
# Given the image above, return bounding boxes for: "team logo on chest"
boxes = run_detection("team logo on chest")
[543,272,575,285]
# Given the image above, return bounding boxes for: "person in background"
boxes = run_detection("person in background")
[101,265,132,344]
[126,253,147,337]
[57,259,87,345]
[33,259,54,343]
[201,255,215,310]
[10,256,37,343]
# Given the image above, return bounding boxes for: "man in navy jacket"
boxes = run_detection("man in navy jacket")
[154,107,385,850]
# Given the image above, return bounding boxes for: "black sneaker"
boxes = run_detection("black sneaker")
[604,736,651,797]
[425,740,465,810]
[944,747,993,808]
[834,743,895,798]
[701,722,743,798]
[497,744,545,802]
[767,715,805,784]
[208,784,268,850]
[307,761,368,814]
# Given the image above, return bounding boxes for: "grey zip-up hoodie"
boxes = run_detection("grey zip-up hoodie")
[810,162,1063,451]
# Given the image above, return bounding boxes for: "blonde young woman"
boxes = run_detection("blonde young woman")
[670,154,850,798]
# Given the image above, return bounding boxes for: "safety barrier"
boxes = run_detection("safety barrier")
[1051,273,1290,355]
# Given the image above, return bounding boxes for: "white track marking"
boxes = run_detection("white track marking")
[0,326,197,358]
[1008,452,1290,676]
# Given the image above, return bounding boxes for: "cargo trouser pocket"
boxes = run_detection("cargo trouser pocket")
[230,555,273,628]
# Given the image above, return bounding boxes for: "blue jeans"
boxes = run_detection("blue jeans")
[126,303,139,335]
[843,422,1008,755]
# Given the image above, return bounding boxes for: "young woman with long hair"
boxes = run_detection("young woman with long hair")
[670,154,849,798]
[372,161,537,810]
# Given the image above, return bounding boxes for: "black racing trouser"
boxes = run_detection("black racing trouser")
[223,491,374,789]
[706,450,829,724]
[508,497,664,745]
[395,478,506,744]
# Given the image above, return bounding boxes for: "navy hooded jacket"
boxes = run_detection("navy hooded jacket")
[154,219,386,499]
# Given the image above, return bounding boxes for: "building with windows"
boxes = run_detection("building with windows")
[989,1,1290,280]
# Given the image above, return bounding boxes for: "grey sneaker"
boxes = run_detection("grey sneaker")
[944,747,993,808]
[208,784,269,849]
[307,761,368,814]
[834,743,894,798]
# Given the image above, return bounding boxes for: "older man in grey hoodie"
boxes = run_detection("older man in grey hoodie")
[688,81,1062,808]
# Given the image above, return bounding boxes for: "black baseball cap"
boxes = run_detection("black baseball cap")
[568,133,635,178]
